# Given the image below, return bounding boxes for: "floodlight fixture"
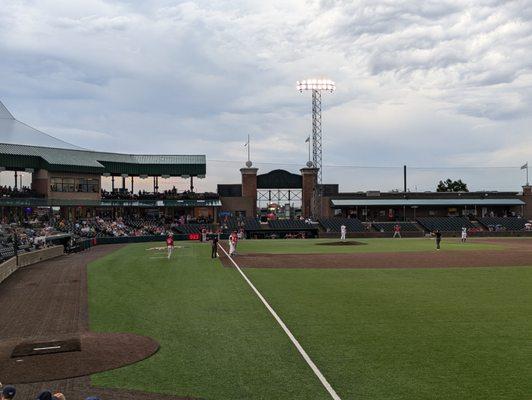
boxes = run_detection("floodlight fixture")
[296,79,336,93]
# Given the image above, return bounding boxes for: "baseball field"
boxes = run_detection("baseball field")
[87,238,532,400]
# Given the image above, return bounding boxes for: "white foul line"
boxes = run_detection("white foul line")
[218,244,342,400]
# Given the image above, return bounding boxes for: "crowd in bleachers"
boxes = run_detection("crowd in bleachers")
[55,217,171,238]
[0,185,43,198]
[0,221,60,262]
[101,188,219,201]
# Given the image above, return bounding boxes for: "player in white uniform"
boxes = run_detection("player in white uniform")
[461,227,467,243]
[340,225,346,241]
[229,231,238,256]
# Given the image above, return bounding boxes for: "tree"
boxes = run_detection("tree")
[436,179,469,192]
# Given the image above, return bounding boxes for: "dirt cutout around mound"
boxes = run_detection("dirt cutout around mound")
[316,240,366,246]
[0,245,194,400]
[0,332,159,384]
[221,239,532,269]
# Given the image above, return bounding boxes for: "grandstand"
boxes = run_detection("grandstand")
[478,217,528,231]
[0,100,219,222]
[417,217,475,232]
[174,224,217,235]
[371,222,420,232]
[222,216,262,232]
[318,217,365,232]
[268,219,317,231]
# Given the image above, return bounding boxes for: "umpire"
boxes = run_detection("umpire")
[211,235,219,258]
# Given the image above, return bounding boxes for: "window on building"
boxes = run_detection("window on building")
[50,177,100,193]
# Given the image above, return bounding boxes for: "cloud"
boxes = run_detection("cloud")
[0,0,530,192]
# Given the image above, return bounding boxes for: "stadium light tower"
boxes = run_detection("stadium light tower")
[297,78,335,216]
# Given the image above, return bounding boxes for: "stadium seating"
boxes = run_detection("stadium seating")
[478,217,527,231]
[0,246,15,262]
[416,217,474,232]
[268,219,317,230]
[223,217,261,232]
[174,224,217,234]
[318,217,365,232]
[371,222,420,232]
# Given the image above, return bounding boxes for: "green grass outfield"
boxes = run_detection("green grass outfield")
[88,240,531,400]
[234,237,503,254]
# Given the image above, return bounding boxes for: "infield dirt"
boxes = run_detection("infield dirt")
[221,239,532,269]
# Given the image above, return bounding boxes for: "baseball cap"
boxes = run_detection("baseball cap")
[2,386,16,399]
[36,391,52,400]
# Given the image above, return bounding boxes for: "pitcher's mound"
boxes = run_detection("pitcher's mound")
[317,241,366,246]
[0,332,159,384]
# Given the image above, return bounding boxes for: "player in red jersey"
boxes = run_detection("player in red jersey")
[393,224,401,238]
[166,232,174,259]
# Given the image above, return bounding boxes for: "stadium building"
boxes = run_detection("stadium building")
[0,101,219,222]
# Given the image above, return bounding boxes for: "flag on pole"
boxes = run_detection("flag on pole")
[521,162,528,170]
[305,136,310,143]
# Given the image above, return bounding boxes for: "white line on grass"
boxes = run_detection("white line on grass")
[218,244,342,400]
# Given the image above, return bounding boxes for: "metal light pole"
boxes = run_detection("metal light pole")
[297,79,335,217]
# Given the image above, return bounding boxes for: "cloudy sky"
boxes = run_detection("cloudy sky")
[0,0,531,192]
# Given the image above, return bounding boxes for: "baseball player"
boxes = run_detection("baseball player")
[166,232,174,259]
[434,230,442,250]
[340,224,346,241]
[229,231,238,256]
[393,224,401,238]
[461,227,468,243]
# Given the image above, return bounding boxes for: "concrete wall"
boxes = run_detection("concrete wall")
[0,257,17,285]
[0,246,64,284]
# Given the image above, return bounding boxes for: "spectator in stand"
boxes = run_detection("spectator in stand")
[0,185,43,198]
[1,385,16,400]
[36,391,53,400]
[53,394,66,400]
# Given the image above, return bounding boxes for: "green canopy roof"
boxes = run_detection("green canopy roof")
[0,100,205,176]
[0,143,206,175]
